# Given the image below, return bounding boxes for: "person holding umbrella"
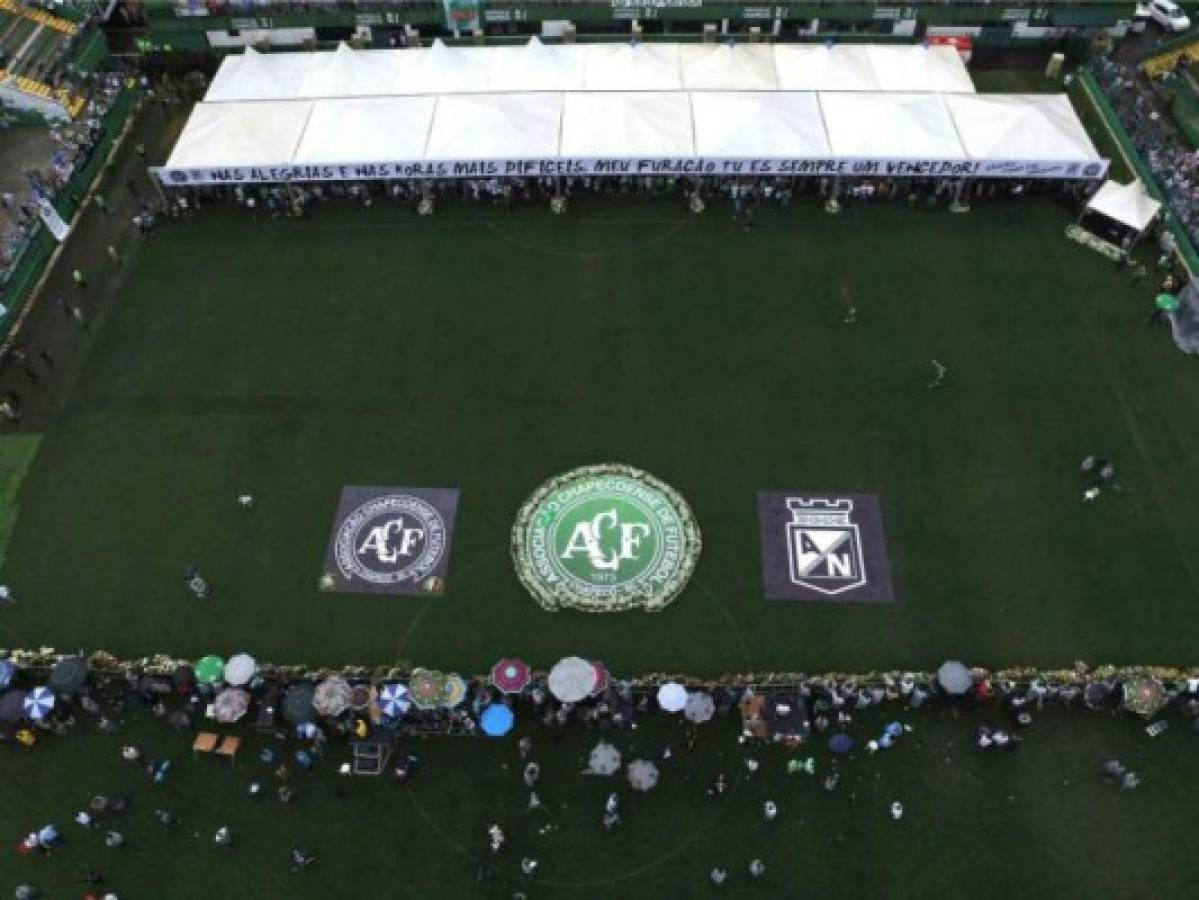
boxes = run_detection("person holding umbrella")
[1147,291,1179,326]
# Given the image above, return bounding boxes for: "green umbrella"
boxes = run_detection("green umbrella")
[1156,292,1180,313]
[195,655,226,684]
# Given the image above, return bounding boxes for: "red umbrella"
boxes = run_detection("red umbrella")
[590,661,609,697]
[491,658,531,695]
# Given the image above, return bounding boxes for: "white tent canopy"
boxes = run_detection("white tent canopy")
[820,92,964,159]
[560,92,694,158]
[946,94,1101,163]
[691,91,829,158]
[294,97,436,165]
[165,100,312,168]
[203,40,976,103]
[426,93,562,160]
[680,44,780,91]
[1086,179,1162,231]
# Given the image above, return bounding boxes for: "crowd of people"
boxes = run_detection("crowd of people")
[1092,54,1199,252]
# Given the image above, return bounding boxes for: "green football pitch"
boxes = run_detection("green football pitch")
[2,193,1198,675]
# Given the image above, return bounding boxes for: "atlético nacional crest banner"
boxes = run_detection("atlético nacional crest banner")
[322,486,460,595]
[757,492,894,603]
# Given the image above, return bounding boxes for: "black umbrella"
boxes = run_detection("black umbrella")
[283,683,316,724]
[48,656,88,696]
[172,665,195,690]
[0,689,26,722]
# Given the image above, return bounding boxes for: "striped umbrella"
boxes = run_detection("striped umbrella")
[23,686,55,720]
[378,682,411,718]
[195,655,226,685]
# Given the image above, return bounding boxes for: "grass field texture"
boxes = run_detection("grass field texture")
[2,196,1197,674]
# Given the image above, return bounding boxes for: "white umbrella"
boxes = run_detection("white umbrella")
[213,688,250,723]
[548,656,598,703]
[627,759,660,792]
[313,677,353,716]
[586,741,622,776]
[657,682,687,713]
[937,661,972,696]
[224,653,256,687]
[684,691,715,723]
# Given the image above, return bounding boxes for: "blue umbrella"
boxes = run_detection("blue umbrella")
[828,733,853,755]
[378,682,411,719]
[24,686,55,720]
[0,659,13,689]
[479,704,514,737]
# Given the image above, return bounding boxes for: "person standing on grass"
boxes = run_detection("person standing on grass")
[107,245,119,265]
[93,194,107,214]
[73,269,87,288]
[0,584,13,605]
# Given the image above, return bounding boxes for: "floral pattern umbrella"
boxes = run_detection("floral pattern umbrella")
[1122,676,1166,717]
[441,674,468,708]
[195,655,226,685]
[409,669,446,710]
[490,659,531,694]
[587,741,622,776]
[313,677,353,717]
[627,759,660,792]
[213,688,250,723]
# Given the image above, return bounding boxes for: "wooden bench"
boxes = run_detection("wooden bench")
[192,732,219,757]
[214,735,241,764]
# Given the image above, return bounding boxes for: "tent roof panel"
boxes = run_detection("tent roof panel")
[946,93,1099,161]
[485,37,586,92]
[561,92,694,157]
[819,92,964,158]
[774,45,880,92]
[691,92,829,156]
[166,100,313,168]
[1087,179,1162,230]
[680,44,779,91]
[582,43,683,91]
[425,93,563,159]
[294,97,436,164]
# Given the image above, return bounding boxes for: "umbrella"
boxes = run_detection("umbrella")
[480,703,515,737]
[313,677,353,717]
[378,682,411,718]
[213,688,250,723]
[587,741,622,776]
[591,661,609,697]
[1157,292,1180,313]
[283,683,315,724]
[409,669,446,710]
[0,689,26,722]
[627,759,660,792]
[549,657,598,703]
[491,658,531,694]
[171,665,195,691]
[223,654,256,687]
[350,684,371,711]
[1123,676,1166,717]
[657,682,687,713]
[936,661,973,696]
[828,733,854,755]
[24,686,55,720]
[195,655,226,685]
[441,674,468,708]
[48,656,88,695]
[684,691,715,724]
[1084,680,1112,710]
[0,659,14,689]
